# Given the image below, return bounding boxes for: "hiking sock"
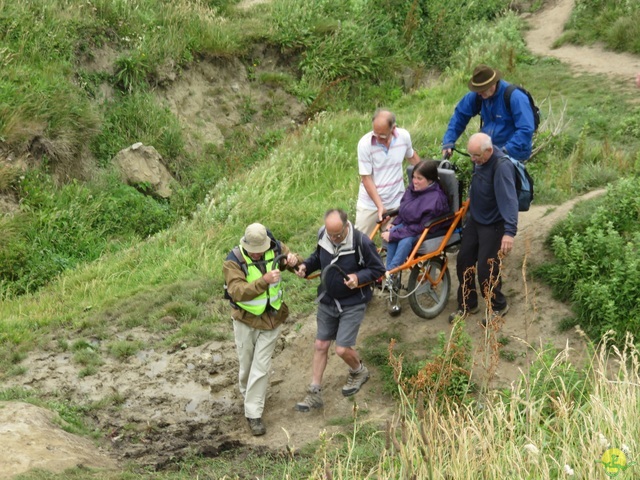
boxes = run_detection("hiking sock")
[349,363,364,374]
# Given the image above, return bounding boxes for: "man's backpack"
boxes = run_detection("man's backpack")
[493,155,534,212]
[504,84,541,132]
[476,83,541,132]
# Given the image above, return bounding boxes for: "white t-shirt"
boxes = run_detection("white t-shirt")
[356,127,415,210]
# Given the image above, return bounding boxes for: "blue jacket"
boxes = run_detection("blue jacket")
[389,182,450,241]
[442,80,535,162]
[469,147,518,237]
[302,226,385,307]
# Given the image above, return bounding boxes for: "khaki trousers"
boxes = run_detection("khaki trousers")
[355,204,394,237]
[232,319,282,419]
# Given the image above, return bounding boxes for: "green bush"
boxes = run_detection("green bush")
[499,343,592,432]
[0,171,176,296]
[270,0,512,107]
[113,51,151,93]
[301,21,389,83]
[536,177,640,343]
[91,93,185,167]
[108,340,144,359]
[564,0,640,54]
[389,322,475,406]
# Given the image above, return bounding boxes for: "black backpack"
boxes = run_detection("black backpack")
[476,83,541,132]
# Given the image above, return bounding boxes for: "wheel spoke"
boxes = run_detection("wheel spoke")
[408,258,450,319]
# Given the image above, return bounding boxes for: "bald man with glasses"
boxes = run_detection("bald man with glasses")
[355,109,421,236]
[449,133,518,327]
[294,209,385,412]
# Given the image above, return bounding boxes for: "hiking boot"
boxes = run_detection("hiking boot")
[295,386,323,412]
[342,364,370,397]
[246,417,266,436]
[482,304,510,327]
[448,306,480,324]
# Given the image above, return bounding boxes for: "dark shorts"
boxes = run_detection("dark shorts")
[316,301,367,347]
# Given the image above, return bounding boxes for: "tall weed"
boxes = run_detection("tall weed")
[371,334,636,479]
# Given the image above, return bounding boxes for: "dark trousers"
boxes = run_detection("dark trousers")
[456,216,508,311]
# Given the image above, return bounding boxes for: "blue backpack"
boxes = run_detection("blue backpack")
[493,156,534,212]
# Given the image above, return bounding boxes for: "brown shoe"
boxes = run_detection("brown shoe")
[482,304,509,327]
[247,417,266,436]
[342,364,370,397]
[448,306,480,324]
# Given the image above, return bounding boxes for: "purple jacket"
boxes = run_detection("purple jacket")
[389,182,450,242]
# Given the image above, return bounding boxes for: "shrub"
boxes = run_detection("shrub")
[389,321,475,406]
[524,344,592,418]
[536,177,640,344]
[564,0,640,54]
[0,170,176,296]
[109,340,144,359]
[113,51,151,93]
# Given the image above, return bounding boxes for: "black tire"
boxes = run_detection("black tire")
[407,257,451,319]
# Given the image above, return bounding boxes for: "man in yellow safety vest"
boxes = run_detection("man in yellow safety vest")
[223,223,303,436]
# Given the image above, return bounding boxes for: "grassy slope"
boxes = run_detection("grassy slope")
[2,63,640,360]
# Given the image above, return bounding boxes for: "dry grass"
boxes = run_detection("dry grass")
[342,330,639,479]
[308,247,640,479]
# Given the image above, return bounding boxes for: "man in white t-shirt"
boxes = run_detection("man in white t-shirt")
[355,109,421,236]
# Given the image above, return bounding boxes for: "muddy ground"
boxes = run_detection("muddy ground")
[2,0,639,477]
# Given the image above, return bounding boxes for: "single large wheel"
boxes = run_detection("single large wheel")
[407,257,451,319]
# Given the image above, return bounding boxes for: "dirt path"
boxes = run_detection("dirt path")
[525,0,640,83]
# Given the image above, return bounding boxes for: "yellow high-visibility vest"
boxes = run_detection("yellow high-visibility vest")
[236,249,283,315]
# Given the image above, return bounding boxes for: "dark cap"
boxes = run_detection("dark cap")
[468,65,502,92]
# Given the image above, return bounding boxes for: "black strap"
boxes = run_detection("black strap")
[231,247,248,275]
[503,84,517,116]
[452,147,470,158]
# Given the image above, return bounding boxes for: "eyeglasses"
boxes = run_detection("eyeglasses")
[373,126,395,141]
[327,224,347,241]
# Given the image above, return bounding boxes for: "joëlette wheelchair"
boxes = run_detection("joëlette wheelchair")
[369,161,468,319]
